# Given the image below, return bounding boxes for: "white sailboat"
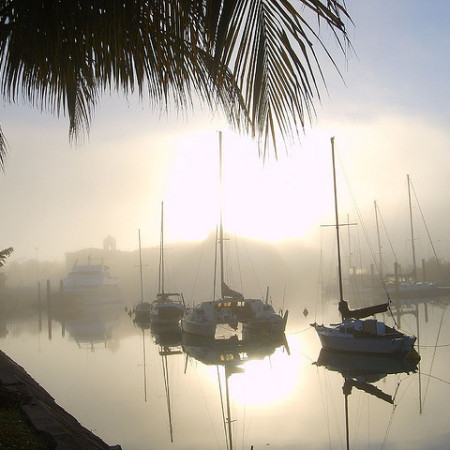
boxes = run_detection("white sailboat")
[149,202,185,327]
[311,137,417,356]
[385,174,440,297]
[181,132,288,338]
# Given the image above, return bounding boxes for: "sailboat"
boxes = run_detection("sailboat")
[181,131,288,338]
[134,229,152,325]
[385,174,440,298]
[311,137,417,356]
[149,202,185,327]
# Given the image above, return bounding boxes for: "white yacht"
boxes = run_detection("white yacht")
[62,258,123,303]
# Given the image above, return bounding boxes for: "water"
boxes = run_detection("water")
[1,294,449,450]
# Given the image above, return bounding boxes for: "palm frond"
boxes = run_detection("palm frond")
[0,247,13,267]
[211,0,350,156]
[0,123,6,169]
[0,0,350,155]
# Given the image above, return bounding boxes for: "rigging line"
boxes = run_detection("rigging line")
[316,365,333,448]
[314,227,325,323]
[288,326,315,335]
[239,235,263,298]
[354,221,366,306]
[193,361,222,449]
[410,178,442,272]
[161,352,174,443]
[213,225,218,301]
[376,202,399,267]
[420,372,450,386]
[381,404,397,450]
[189,234,207,306]
[336,153,385,287]
[382,375,408,449]
[217,366,230,450]
[419,343,450,348]
[423,306,447,408]
[234,234,245,295]
[336,153,400,326]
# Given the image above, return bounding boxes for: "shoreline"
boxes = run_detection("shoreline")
[0,348,121,449]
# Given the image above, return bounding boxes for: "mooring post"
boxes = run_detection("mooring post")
[37,281,42,332]
[47,279,52,340]
[60,279,65,337]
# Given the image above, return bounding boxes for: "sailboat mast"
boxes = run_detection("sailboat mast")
[138,229,144,303]
[219,131,225,298]
[374,200,383,279]
[159,201,165,295]
[407,174,417,282]
[331,137,344,305]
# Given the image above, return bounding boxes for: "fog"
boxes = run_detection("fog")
[2,1,450,294]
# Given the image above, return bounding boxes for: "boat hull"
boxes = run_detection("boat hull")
[150,303,184,326]
[313,324,416,356]
[180,313,216,337]
[242,310,288,338]
[134,302,152,323]
[181,319,216,337]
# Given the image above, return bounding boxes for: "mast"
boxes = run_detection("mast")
[374,201,383,279]
[138,229,144,303]
[219,131,225,298]
[159,201,165,295]
[162,349,174,442]
[407,174,417,282]
[331,137,345,311]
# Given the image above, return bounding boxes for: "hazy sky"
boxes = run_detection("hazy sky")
[2,0,450,265]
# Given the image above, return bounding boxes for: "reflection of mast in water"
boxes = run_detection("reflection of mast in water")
[140,327,148,402]
[151,324,182,443]
[316,349,419,450]
[159,345,182,443]
[218,360,246,450]
[183,333,288,450]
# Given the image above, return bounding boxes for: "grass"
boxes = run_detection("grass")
[0,385,49,449]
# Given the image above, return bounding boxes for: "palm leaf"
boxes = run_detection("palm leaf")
[0,1,350,155]
[0,247,13,267]
[0,123,6,169]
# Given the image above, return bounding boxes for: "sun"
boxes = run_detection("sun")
[164,129,333,244]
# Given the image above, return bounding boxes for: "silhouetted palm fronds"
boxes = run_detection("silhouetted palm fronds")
[0,1,350,165]
[0,247,13,267]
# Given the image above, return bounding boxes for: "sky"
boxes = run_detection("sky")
[1,0,450,268]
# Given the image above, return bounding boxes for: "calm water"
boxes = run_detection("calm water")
[1,294,449,450]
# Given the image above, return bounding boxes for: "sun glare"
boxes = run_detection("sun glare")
[164,129,333,244]
[228,349,301,406]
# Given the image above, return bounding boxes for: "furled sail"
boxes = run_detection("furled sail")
[338,300,388,320]
[221,282,244,300]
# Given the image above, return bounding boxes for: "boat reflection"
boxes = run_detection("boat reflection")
[53,300,124,350]
[316,349,420,450]
[150,323,183,443]
[182,332,289,450]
